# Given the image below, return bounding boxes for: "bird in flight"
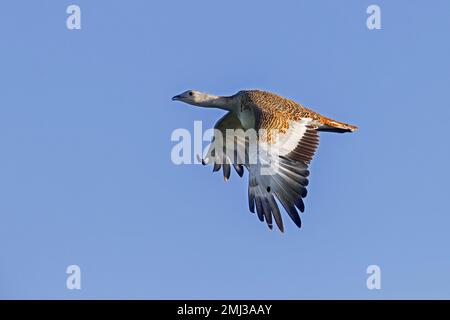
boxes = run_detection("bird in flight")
[172,89,357,232]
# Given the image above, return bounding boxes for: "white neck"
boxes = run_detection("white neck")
[194,94,237,111]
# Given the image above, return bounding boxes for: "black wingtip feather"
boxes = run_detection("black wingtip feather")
[277,195,302,228]
[255,198,265,222]
[295,198,305,213]
[300,188,308,198]
[233,164,244,177]
[213,163,221,172]
[223,163,231,181]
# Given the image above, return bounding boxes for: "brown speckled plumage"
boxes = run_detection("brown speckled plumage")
[235,89,357,137]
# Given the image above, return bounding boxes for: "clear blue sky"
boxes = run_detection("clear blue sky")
[1,0,449,299]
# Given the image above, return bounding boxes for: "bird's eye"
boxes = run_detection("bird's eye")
[189,91,193,96]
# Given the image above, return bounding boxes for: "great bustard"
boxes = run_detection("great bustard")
[172,89,357,232]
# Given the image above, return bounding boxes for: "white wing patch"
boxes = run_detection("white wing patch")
[275,119,312,156]
[247,119,320,231]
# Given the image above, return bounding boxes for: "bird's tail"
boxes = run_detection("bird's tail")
[317,117,358,133]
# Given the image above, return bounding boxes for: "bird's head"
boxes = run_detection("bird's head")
[172,90,231,110]
[172,90,207,106]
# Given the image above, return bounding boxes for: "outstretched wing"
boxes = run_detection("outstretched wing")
[202,92,321,231]
[201,112,245,180]
[247,117,320,232]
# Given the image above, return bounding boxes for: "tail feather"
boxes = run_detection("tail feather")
[317,118,358,133]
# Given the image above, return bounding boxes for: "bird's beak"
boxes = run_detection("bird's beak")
[172,95,181,101]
